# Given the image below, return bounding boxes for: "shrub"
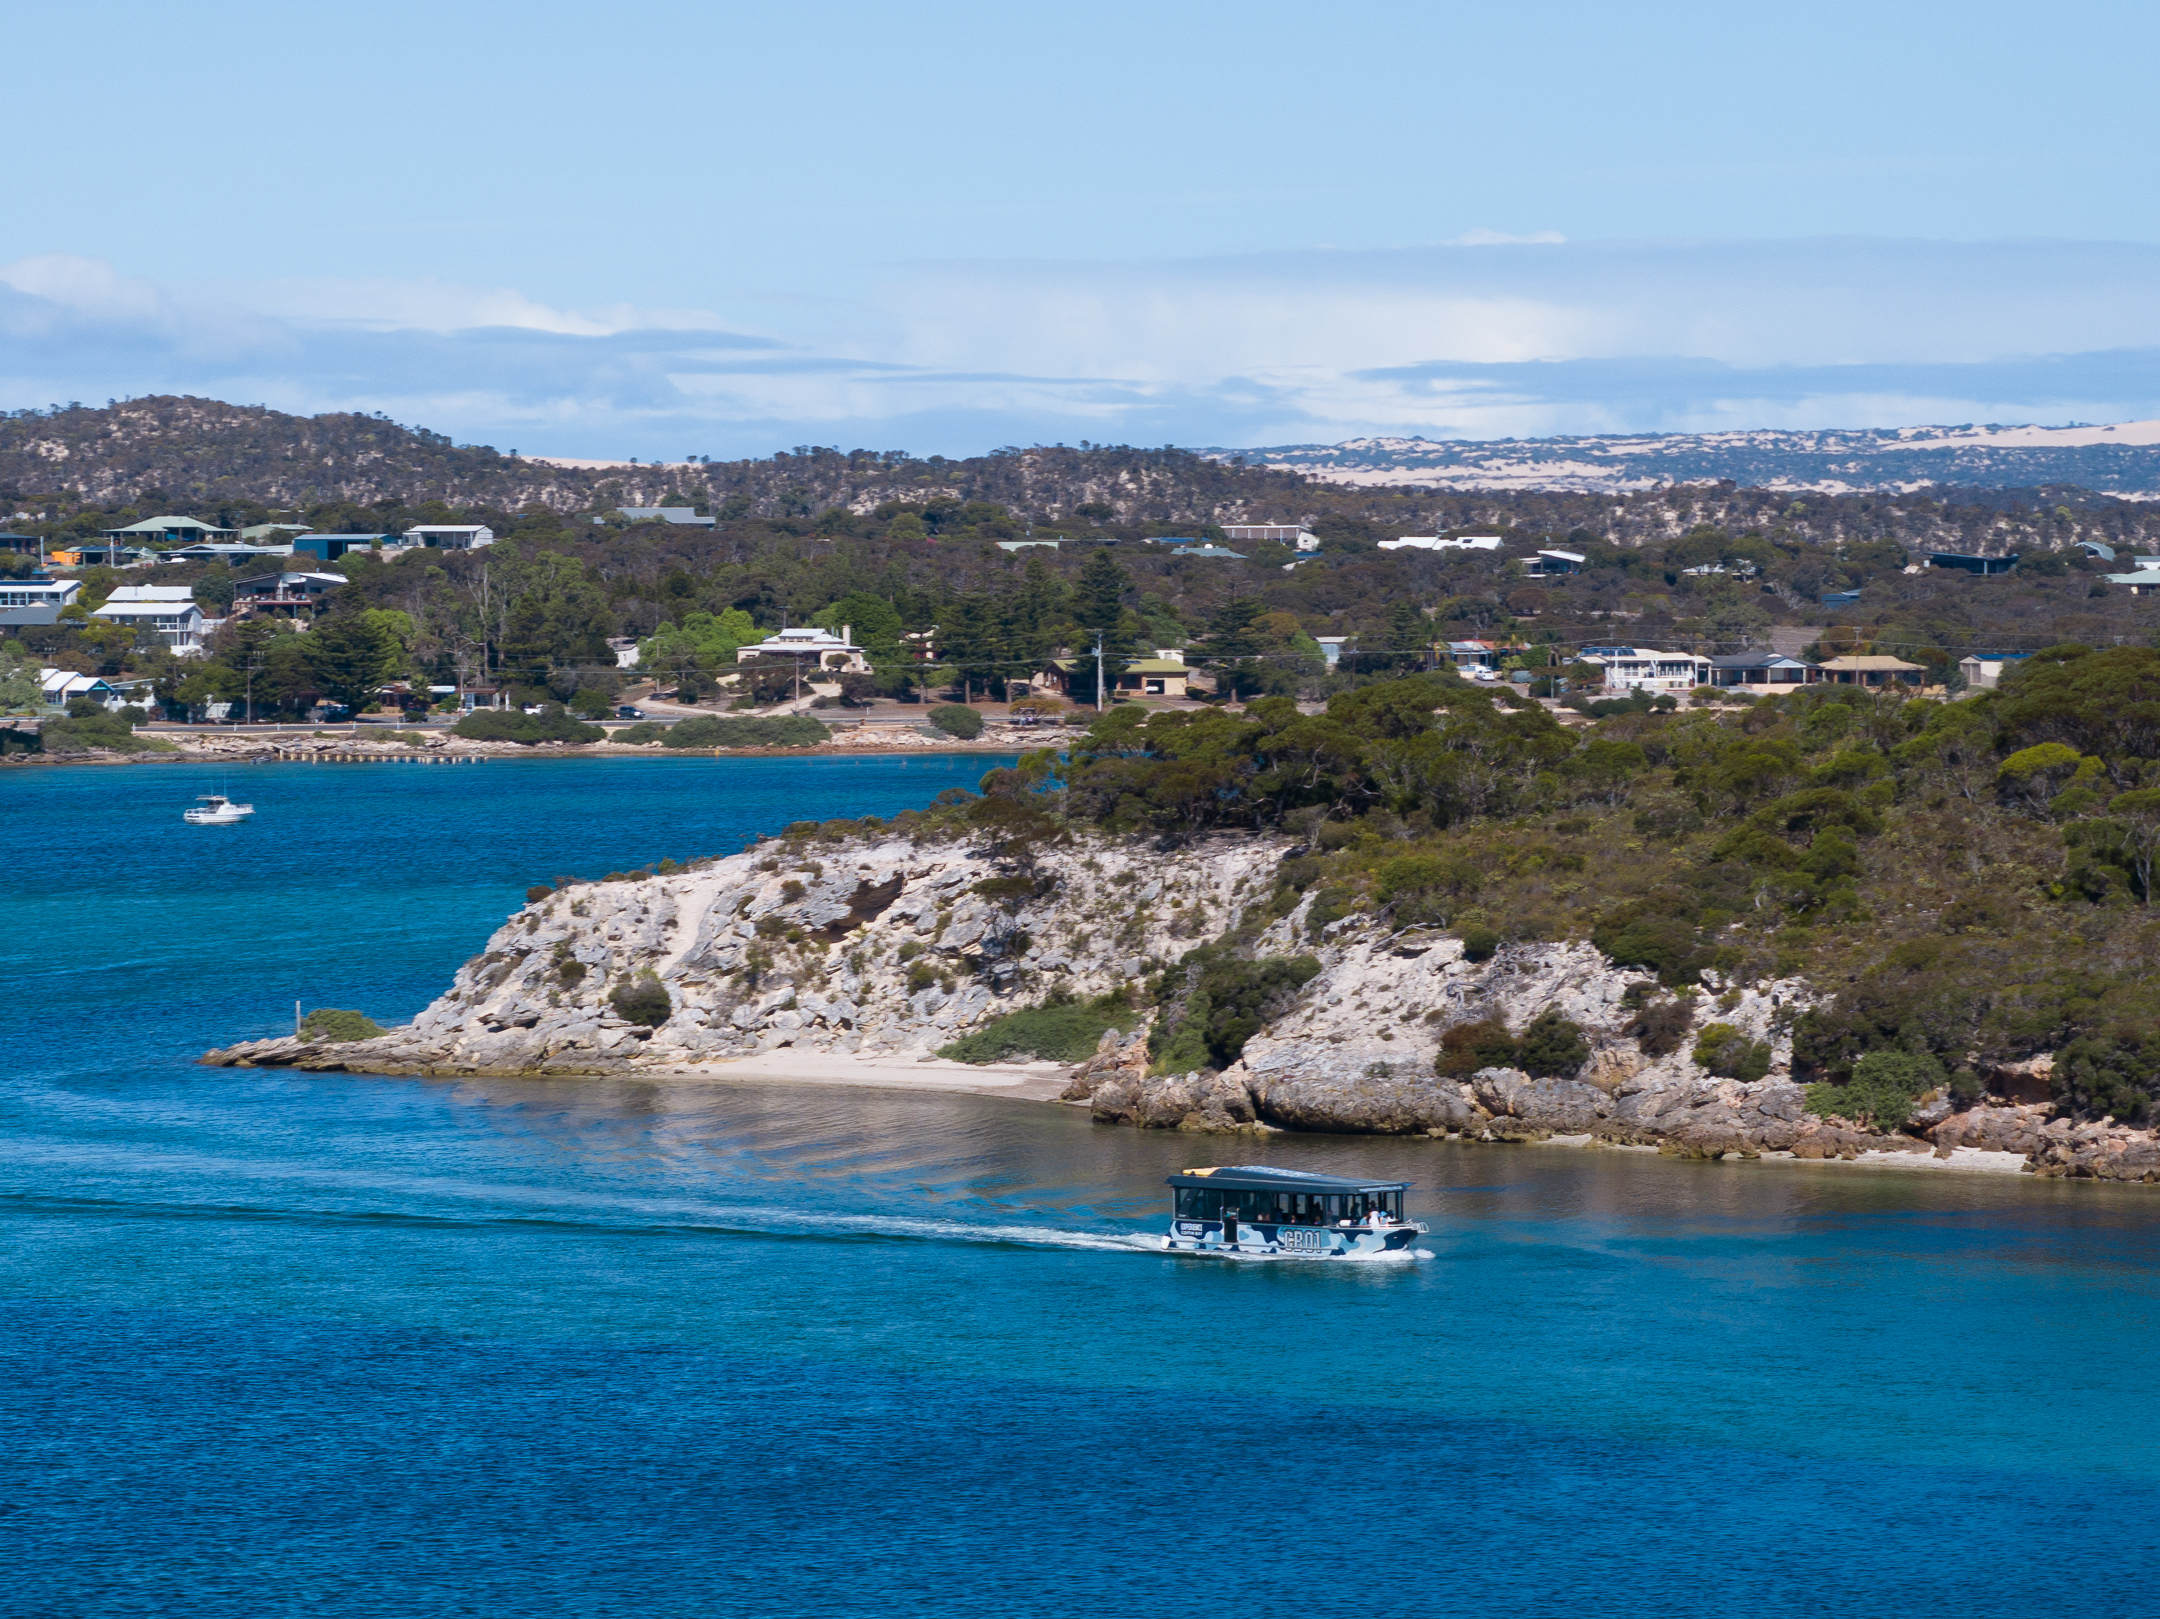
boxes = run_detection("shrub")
[1692,1022,1773,1082]
[303,1008,385,1042]
[39,710,175,754]
[568,687,615,719]
[1305,886,1355,939]
[451,706,605,745]
[938,1001,1137,1064]
[907,961,939,992]
[614,720,671,744]
[662,714,829,748]
[1150,949,1322,1072]
[1516,1009,1590,1078]
[609,973,672,1026]
[1805,1049,1946,1131]
[1435,1015,1519,1077]
[1459,924,1501,962]
[1625,989,1695,1057]
[927,704,984,739]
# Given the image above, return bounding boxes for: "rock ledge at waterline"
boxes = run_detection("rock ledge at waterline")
[201,829,2160,1183]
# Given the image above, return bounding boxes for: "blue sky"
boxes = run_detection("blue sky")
[5,0,2159,458]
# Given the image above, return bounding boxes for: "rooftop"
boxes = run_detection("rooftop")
[1164,1165,1411,1193]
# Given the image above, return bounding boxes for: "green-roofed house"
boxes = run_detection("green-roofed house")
[1043,655,1190,700]
[101,515,238,547]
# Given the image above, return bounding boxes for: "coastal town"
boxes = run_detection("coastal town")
[0,489,2116,758]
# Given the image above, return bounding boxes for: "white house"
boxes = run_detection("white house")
[1222,524,1320,552]
[735,625,871,674]
[1958,654,2031,690]
[1378,533,1504,553]
[401,524,495,550]
[1590,645,1711,692]
[91,585,207,656]
[39,667,124,709]
[0,576,82,611]
[617,507,716,528]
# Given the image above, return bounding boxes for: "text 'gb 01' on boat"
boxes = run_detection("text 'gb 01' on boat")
[1163,1165,1427,1258]
[183,794,254,825]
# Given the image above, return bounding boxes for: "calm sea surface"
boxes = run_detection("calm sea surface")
[5,755,2159,1617]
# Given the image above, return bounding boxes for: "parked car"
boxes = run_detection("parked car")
[615,705,645,720]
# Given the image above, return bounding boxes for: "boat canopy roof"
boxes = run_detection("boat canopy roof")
[1165,1165,1409,1194]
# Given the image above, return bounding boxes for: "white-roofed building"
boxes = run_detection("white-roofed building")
[39,667,123,709]
[401,524,495,550]
[1590,645,1712,693]
[0,575,81,611]
[1377,533,1504,553]
[735,625,870,673]
[91,585,207,655]
[1222,524,1320,551]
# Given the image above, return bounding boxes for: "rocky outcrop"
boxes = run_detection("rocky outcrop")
[201,822,2160,1183]
[205,830,1285,1077]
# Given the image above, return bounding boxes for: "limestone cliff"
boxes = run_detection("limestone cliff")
[202,826,2160,1184]
[206,829,1283,1075]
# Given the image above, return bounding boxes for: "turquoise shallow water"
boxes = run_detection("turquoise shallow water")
[5,757,2160,1616]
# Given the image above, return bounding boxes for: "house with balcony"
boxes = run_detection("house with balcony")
[1706,652,1811,688]
[0,575,81,612]
[1587,645,1712,692]
[1222,524,1320,551]
[401,524,495,550]
[100,515,238,548]
[90,585,208,656]
[229,571,348,622]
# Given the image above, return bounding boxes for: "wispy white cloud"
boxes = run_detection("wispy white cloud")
[4,241,2160,457]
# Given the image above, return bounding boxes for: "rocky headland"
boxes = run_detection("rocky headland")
[203,827,2160,1184]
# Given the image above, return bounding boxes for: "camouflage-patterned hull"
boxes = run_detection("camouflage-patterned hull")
[1162,1218,1427,1258]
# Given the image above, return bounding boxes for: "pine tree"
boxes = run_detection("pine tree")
[1073,549,1136,701]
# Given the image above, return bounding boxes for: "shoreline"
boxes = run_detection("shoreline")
[3,735,1049,768]
[237,1041,2050,1177]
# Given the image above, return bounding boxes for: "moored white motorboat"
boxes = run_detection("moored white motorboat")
[183,794,254,825]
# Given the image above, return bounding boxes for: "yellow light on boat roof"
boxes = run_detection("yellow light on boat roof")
[1184,1167,1223,1176]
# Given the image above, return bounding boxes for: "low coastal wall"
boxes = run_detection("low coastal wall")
[202,826,2160,1184]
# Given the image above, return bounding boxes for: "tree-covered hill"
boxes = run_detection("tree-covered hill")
[13,399,2160,563]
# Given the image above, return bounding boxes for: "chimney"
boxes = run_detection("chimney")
[841,623,851,645]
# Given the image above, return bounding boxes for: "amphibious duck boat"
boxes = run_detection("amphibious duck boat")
[1163,1165,1426,1258]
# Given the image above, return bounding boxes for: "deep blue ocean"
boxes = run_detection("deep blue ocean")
[6,754,2159,1617]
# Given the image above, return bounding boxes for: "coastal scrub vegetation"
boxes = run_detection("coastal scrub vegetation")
[303,1008,385,1042]
[936,995,1138,1064]
[885,645,2160,1121]
[450,705,605,745]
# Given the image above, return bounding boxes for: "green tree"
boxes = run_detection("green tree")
[305,611,403,711]
[1073,549,1135,702]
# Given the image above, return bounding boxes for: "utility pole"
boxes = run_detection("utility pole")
[1094,630,1105,713]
